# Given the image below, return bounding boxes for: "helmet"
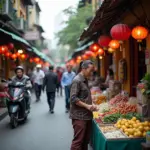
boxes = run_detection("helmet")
[15,66,24,72]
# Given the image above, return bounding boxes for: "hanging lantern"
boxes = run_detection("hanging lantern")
[77,56,82,61]
[98,36,111,49]
[20,54,27,60]
[11,53,17,60]
[16,52,21,57]
[99,56,103,60]
[97,48,104,56]
[131,26,148,42]
[0,46,8,54]
[109,40,120,49]
[110,24,131,41]
[108,48,115,53]
[85,51,95,57]
[89,43,100,52]
[5,52,11,57]
[34,57,40,63]
[82,54,88,60]
[7,43,14,50]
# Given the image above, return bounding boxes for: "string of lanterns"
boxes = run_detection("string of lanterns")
[67,24,149,67]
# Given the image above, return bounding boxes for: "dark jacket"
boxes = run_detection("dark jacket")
[43,71,58,92]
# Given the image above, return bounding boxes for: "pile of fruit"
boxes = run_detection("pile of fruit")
[97,102,110,113]
[115,117,150,138]
[102,113,142,124]
[109,94,128,106]
[94,94,106,105]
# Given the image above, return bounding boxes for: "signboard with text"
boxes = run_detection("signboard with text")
[24,31,40,41]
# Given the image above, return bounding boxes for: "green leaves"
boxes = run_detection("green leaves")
[55,4,93,52]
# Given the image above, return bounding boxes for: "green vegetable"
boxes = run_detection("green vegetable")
[103,113,121,123]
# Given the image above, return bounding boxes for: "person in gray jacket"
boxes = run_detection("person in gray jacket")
[43,66,58,113]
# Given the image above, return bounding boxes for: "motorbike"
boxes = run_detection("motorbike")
[3,79,31,128]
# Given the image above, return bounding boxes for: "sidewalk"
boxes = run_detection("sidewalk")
[0,108,7,121]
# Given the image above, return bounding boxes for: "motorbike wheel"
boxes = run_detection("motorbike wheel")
[10,113,18,129]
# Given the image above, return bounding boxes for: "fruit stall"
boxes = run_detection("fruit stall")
[91,84,150,150]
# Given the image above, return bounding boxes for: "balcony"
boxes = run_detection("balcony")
[0,0,17,22]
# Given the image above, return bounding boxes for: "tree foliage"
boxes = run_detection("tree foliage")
[55,4,93,53]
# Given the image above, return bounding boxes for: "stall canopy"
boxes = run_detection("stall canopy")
[32,47,54,65]
[79,0,137,41]
[72,41,94,57]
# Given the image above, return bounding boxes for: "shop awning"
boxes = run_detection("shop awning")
[72,41,94,57]
[79,0,137,41]
[0,28,30,46]
[32,47,54,65]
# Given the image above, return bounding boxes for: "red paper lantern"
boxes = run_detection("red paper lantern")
[11,54,17,59]
[109,40,120,49]
[97,48,104,55]
[16,52,21,57]
[82,54,88,60]
[5,52,11,57]
[20,54,26,60]
[111,24,131,40]
[90,43,100,52]
[98,36,111,48]
[85,51,95,57]
[131,26,148,42]
[0,46,8,54]
[77,56,82,60]
[7,43,14,50]
[34,57,40,63]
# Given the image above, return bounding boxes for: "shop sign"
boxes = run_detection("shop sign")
[145,50,150,65]
[24,31,40,40]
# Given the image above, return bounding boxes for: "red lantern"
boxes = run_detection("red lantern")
[131,26,148,42]
[85,51,95,57]
[0,46,8,54]
[11,54,17,60]
[16,52,21,57]
[34,57,40,63]
[20,54,26,60]
[98,36,111,48]
[90,43,100,52]
[111,24,131,41]
[97,48,104,55]
[7,43,14,50]
[77,56,82,60]
[82,54,88,60]
[109,40,120,49]
[5,52,11,57]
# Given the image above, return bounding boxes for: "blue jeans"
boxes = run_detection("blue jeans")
[64,86,71,109]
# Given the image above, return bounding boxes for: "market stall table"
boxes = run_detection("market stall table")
[92,120,145,150]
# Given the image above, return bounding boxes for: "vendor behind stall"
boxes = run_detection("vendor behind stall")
[105,68,114,87]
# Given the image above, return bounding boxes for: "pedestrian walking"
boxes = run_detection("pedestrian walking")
[43,66,58,113]
[70,60,98,150]
[61,65,75,113]
[33,64,45,101]
[56,67,63,96]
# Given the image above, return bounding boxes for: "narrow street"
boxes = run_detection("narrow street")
[0,93,73,150]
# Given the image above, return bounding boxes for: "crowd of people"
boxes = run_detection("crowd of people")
[16,60,114,150]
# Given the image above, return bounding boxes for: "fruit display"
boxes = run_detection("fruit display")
[97,102,110,113]
[103,130,127,139]
[116,103,137,114]
[100,125,117,133]
[102,113,142,124]
[109,94,128,105]
[115,117,150,138]
[93,94,107,105]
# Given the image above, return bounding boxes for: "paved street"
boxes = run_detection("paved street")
[0,93,73,150]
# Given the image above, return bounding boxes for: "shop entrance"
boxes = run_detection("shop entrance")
[130,38,146,96]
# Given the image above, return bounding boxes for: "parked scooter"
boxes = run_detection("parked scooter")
[3,79,31,128]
